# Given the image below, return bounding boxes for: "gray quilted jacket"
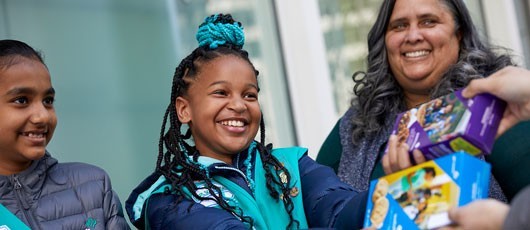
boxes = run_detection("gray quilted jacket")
[0,152,130,230]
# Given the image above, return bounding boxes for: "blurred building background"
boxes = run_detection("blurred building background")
[1,0,528,225]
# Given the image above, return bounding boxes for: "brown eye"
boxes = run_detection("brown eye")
[43,96,55,106]
[389,22,407,32]
[213,90,227,96]
[244,93,258,100]
[421,19,436,27]
[13,97,28,104]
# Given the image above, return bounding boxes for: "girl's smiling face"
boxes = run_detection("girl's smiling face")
[176,55,261,164]
[0,58,57,175]
[385,0,461,107]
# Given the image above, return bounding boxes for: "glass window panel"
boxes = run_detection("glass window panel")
[317,0,383,114]
[513,0,530,67]
[2,0,181,210]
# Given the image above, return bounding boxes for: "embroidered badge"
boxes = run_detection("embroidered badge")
[85,218,97,230]
[290,187,299,197]
[279,171,288,184]
[192,181,238,208]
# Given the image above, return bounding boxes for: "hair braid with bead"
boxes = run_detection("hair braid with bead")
[155,13,299,229]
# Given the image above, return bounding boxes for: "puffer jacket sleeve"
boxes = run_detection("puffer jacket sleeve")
[299,154,367,229]
[145,193,247,230]
[101,172,130,229]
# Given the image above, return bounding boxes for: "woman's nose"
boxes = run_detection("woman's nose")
[405,25,424,43]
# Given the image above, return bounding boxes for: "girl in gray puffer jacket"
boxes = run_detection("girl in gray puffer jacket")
[0,39,129,230]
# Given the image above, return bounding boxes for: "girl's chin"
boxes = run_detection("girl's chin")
[23,150,46,161]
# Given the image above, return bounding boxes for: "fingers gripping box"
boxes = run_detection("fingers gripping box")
[392,90,506,160]
[363,152,491,230]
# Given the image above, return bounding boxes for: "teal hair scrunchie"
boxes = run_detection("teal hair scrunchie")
[196,15,245,49]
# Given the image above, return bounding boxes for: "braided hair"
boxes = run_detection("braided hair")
[155,14,299,229]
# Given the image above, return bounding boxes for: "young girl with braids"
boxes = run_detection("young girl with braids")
[125,14,367,230]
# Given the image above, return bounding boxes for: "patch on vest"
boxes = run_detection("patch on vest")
[191,181,238,208]
[84,217,97,230]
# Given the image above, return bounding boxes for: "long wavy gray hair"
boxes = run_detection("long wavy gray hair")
[350,0,513,143]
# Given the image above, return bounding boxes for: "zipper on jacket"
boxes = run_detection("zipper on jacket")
[214,166,252,189]
[12,175,40,230]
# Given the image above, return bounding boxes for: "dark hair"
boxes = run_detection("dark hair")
[423,167,436,177]
[0,39,46,70]
[350,0,513,143]
[155,14,298,229]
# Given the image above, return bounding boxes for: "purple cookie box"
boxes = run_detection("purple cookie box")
[390,90,506,160]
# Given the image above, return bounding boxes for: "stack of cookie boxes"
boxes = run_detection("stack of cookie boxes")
[363,90,506,230]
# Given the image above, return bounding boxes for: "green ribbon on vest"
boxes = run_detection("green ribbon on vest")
[0,203,31,230]
[146,146,310,229]
[215,147,309,229]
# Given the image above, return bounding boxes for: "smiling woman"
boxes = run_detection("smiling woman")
[317,0,518,203]
[385,0,461,108]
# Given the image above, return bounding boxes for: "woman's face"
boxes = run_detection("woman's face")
[385,0,460,106]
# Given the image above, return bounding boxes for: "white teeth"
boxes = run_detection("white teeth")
[221,120,244,127]
[25,133,45,138]
[405,50,429,57]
